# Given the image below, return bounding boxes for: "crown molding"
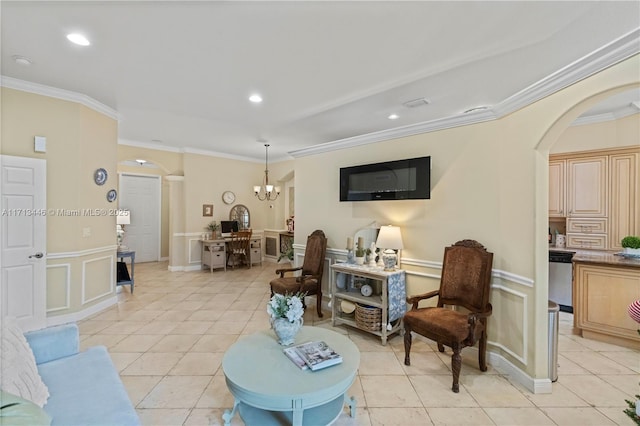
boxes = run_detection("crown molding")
[118,138,183,153]
[291,27,640,159]
[571,107,639,126]
[1,75,120,120]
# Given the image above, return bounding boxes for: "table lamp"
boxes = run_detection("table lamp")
[116,210,131,249]
[375,225,404,271]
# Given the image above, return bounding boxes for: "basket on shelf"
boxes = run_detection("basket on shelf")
[355,303,382,331]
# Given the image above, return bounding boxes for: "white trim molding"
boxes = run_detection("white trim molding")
[488,284,528,366]
[47,245,117,260]
[81,255,114,305]
[46,296,118,328]
[45,263,71,313]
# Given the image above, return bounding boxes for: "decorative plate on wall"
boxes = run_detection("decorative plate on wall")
[94,168,108,185]
[106,189,117,202]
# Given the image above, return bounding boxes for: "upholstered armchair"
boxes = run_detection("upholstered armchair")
[270,230,327,317]
[403,239,493,393]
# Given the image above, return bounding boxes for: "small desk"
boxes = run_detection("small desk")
[116,250,135,293]
[222,326,359,426]
[201,236,262,271]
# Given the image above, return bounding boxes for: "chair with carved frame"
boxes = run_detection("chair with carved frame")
[403,239,493,393]
[270,230,327,317]
[226,230,252,269]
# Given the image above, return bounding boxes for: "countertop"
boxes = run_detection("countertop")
[548,246,640,268]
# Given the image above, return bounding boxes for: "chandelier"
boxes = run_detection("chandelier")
[254,143,280,201]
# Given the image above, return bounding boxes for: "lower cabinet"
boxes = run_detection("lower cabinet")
[202,240,226,272]
[574,262,640,349]
[330,263,406,345]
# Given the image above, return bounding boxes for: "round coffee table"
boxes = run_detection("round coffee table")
[222,326,360,426]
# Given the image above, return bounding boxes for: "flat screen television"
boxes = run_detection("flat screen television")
[340,156,430,201]
[220,220,239,237]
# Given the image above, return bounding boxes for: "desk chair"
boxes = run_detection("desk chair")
[227,230,252,269]
[403,239,493,393]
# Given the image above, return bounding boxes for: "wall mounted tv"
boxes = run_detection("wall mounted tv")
[340,156,430,201]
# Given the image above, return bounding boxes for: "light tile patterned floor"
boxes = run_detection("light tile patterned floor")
[78,261,639,425]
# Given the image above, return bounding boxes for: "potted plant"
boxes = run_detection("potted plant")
[277,246,294,263]
[621,235,640,256]
[267,292,305,346]
[205,221,219,239]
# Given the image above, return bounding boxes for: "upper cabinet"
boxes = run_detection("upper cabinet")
[566,156,608,218]
[550,147,638,250]
[549,159,566,217]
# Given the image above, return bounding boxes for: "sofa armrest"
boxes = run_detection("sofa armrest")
[24,323,80,365]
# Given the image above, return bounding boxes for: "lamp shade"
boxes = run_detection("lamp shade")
[376,225,404,249]
[116,211,131,225]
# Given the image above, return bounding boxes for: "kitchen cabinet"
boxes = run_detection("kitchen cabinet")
[548,159,566,217]
[550,147,638,250]
[609,152,638,251]
[567,156,608,218]
[573,259,640,350]
[330,263,405,345]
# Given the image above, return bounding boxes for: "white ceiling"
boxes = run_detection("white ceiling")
[2,1,639,162]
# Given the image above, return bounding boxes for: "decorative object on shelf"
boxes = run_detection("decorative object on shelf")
[268,292,305,346]
[355,238,366,265]
[555,233,566,248]
[106,189,117,203]
[341,300,356,315]
[368,242,377,267]
[253,142,281,201]
[355,303,382,331]
[621,235,640,256]
[116,210,130,249]
[360,283,373,297]
[376,225,404,271]
[222,191,236,205]
[202,204,213,216]
[93,168,107,185]
[346,236,355,264]
[286,216,295,232]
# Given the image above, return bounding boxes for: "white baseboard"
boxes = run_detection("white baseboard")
[168,264,202,272]
[46,296,118,327]
[159,256,169,261]
[466,346,552,394]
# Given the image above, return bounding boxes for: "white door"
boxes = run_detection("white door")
[118,174,160,262]
[0,155,47,331]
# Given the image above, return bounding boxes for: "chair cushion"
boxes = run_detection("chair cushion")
[0,390,51,426]
[404,307,484,344]
[270,277,319,295]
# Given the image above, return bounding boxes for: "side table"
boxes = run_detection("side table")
[222,326,359,426]
[116,250,135,293]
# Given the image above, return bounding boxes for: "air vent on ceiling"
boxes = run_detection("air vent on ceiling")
[402,97,430,108]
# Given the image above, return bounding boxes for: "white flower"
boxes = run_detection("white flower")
[267,292,305,323]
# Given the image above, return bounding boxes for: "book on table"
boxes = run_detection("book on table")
[288,341,342,371]
[283,346,309,370]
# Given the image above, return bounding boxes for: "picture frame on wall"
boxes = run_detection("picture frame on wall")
[203,204,213,217]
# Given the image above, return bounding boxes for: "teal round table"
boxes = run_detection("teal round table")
[222,326,360,426]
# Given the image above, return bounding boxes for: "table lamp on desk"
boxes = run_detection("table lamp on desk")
[117,210,130,250]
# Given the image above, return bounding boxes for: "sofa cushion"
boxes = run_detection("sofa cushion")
[0,318,50,407]
[0,390,51,426]
[37,346,139,426]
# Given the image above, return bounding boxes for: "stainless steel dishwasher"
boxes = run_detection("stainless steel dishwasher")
[548,250,575,313]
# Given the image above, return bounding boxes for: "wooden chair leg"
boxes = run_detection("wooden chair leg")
[451,344,462,393]
[316,292,323,317]
[403,327,412,366]
[437,343,445,353]
[479,328,488,372]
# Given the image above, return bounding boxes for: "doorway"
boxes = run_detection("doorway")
[118,173,161,262]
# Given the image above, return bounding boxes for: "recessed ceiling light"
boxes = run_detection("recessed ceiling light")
[388,114,399,120]
[249,94,263,103]
[66,33,90,46]
[12,55,32,66]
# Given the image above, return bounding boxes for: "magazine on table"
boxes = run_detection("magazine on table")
[283,346,309,370]
[290,340,343,371]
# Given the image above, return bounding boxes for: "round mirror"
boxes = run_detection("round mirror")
[229,204,250,230]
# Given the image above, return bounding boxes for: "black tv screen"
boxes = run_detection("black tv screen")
[340,156,430,201]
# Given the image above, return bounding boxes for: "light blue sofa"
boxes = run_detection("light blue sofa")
[24,323,140,426]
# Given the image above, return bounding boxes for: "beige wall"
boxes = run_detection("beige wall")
[1,87,119,319]
[553,112,640,154]
[294,54,640,384]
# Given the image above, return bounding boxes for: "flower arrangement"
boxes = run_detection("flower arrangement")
[268,292,305,323]
[205,221,219,232]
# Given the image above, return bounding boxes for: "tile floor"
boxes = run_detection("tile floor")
[79,261,639,425]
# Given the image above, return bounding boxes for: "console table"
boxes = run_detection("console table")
[222,326,359,426]
[330,263,406,345]
[116,250,135,293]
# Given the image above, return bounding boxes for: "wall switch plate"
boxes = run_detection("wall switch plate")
[82,227,91,237]
[34,136,47,152]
